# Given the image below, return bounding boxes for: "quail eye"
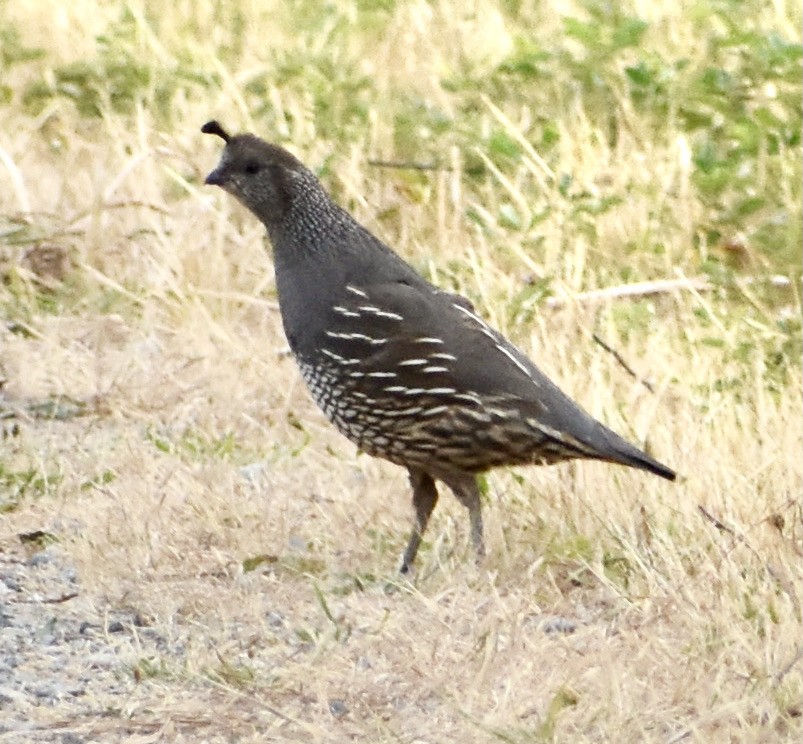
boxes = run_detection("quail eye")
[244,160,261,175]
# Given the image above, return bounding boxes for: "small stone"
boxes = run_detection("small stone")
[84,653,121,671]
[28,551,55,568]
[1,575,22,592]
[133,613,152,628]
[239,462,268,482]
[0,685,30,706]
[541,616,577,635]
[355,656,372,670]
[328,698,348,718]
[34,683,58,700]
[288,535,307,552]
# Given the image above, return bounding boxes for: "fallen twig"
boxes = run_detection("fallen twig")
[698,505,736,536]
[666,728,692,744]
[773,647,803,687]
[367,159,444,171]
[546,274,792,308]
[14,591,79,604]
[547,277,712,308]
[592,333,656,393]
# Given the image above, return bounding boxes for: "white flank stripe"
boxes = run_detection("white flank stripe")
[463,409,492,423]
[320,348,346,362]
[345,285,369,298]
[495,343,535,381]
[420,405,450,416]
[451,302,488,327]
[397,358,429,366]
[333,305,361,318]
[381,406,424,417]
[358,305,403,321]
[454,392,483,405]
[451,302,497,340]
[528,418,596,455]
[325,331,386,345]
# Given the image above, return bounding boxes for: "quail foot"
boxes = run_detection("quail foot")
[202,120,676,573]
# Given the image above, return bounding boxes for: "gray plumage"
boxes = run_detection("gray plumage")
[201,120,675,572]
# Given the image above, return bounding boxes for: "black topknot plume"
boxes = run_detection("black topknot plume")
[201,120,231,143]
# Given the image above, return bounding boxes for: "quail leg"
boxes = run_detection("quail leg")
[441,473,486,564]
[400,468,439,574]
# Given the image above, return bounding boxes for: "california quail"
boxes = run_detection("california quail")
[201,120,676,572]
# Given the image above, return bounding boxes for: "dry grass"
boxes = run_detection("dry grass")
[1,1,801,741]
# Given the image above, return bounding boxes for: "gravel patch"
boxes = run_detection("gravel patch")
[0,544,182,743]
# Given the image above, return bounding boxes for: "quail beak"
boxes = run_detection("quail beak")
[204,167,227,187]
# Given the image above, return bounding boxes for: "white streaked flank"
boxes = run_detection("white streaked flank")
[495,343,537,382]
[358,305,404,321]
[451,302,497,340]
[525,417,595,454]
[380,406,424,417]
[325,330,387,346]
[345,284,369,298]
[319,348,347,362]
[420,405,450,416]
